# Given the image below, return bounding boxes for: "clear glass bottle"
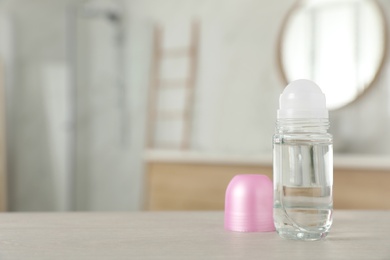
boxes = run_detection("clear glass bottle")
[273,80,333,241]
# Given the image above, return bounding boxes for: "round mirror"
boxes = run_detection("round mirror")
[277,0,387,110]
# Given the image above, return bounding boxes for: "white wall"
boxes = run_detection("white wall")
[128,0,294,154]
[4,0,390,211]
[4,0,73,211]
[4,0,144,211]
[329,0,390,154]
[128,0,390,155]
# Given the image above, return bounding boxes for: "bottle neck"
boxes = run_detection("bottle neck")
[276,118,329,133]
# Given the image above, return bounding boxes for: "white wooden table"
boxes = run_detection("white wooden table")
[0,211,388,259]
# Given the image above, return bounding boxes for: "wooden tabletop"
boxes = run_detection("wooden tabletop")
[0,211,388,259]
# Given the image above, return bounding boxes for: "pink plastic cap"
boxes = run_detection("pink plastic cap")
[224,174,275,232]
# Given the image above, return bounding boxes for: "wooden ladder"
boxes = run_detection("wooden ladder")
[146,21,199,150]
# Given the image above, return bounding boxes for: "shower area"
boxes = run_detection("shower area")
[66,0,130,211]
[6,0,141,211]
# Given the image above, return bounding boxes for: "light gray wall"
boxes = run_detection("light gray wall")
[4,0,144,211]
[4,0,74,211]
[4,0,390,211]
[330,0,390,154]
[128,0,294,154]
[130,0,390,155]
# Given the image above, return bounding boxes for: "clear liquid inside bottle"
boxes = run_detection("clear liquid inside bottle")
[273,129,333,241]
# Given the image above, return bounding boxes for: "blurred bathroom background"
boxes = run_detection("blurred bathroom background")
[0,0,389,212]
